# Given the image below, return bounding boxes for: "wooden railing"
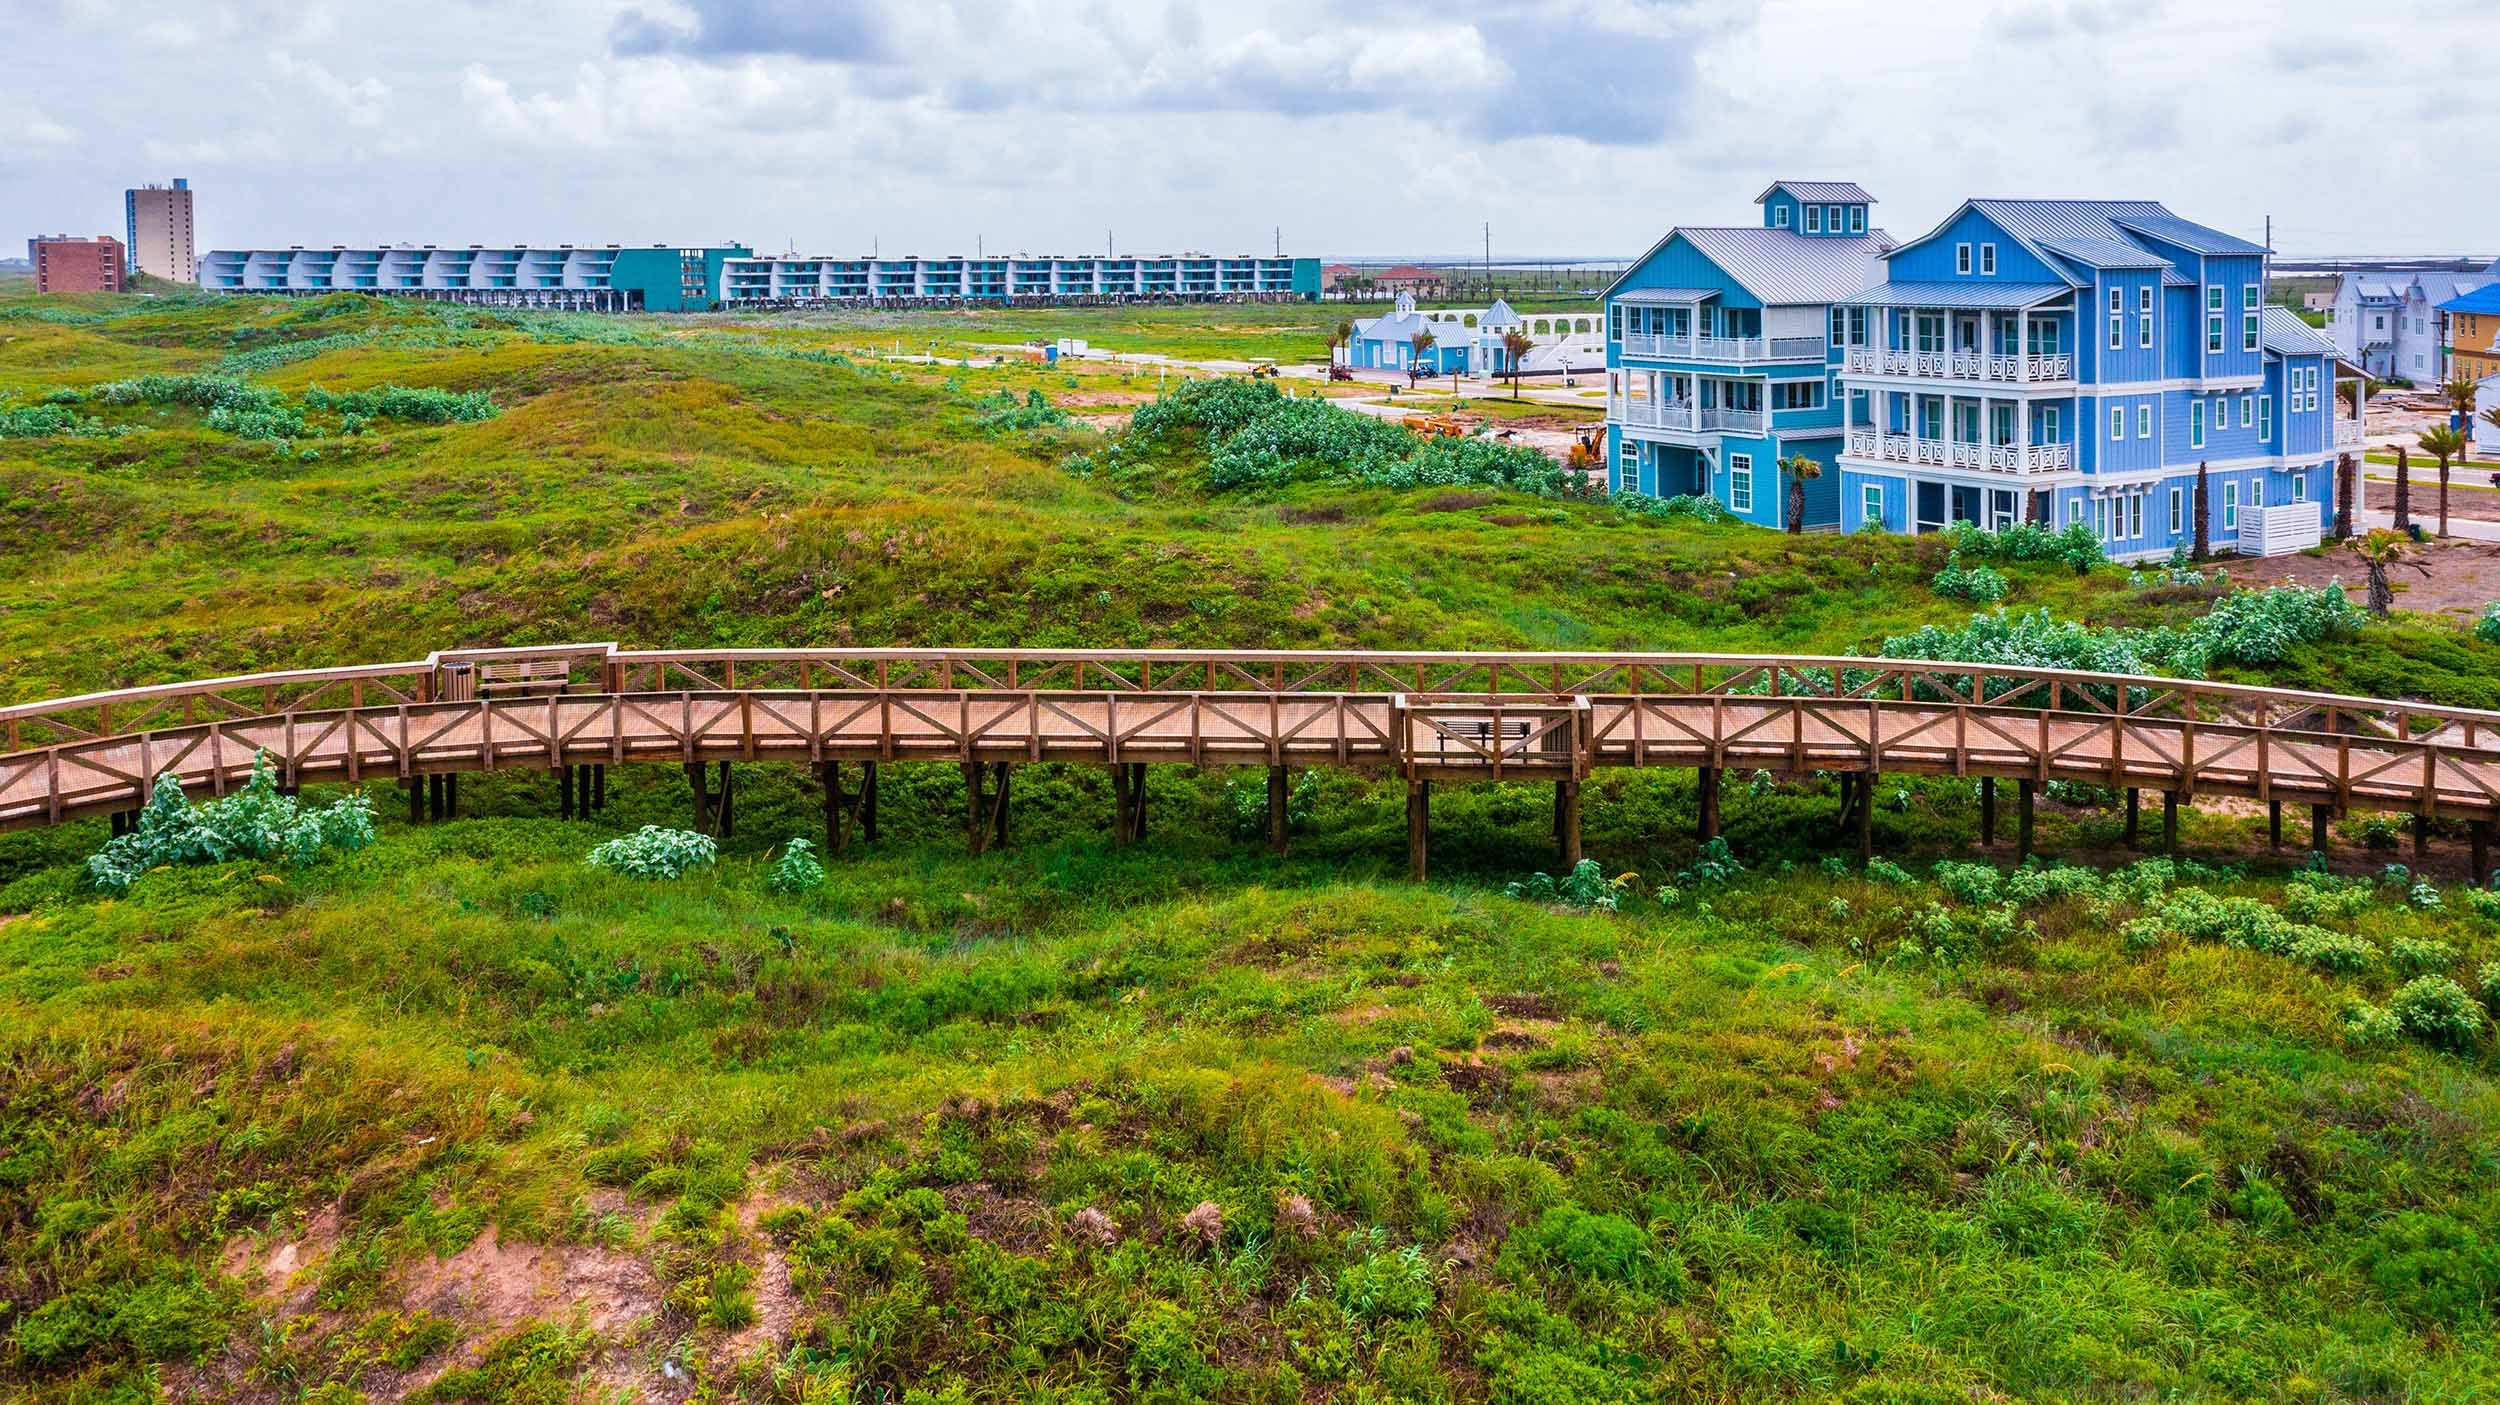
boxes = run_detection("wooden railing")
[6,646,2499,832]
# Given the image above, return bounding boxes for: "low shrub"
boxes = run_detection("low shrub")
[2476,602,2500,646]
[1931,552,2010,602]
[2388,976,2487,1050]
[2288,930,2378,975]
[85,755,375,893]
[1336,1233,1436,1321]
[765,837,827,894]
[584,826,717,880]
[2391,936,2457,977]
[1505,859,1628,912]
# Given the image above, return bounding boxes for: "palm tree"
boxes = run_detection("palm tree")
[2418,424,2465,537]
[2347,527,2426,616]
[1330,320,1353,367]
[2392,444,2413,532]
[2333,453,2356,540]
[2443,374,2480,436]
[1782,454,1823,535]
[2482,404,2500,461]
[1502,331,1534,398]
[2192,460,2211,561]
[1406,330,1435,390]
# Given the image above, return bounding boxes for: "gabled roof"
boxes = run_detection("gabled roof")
[1670,226,1896,305]
[1755,180,1875,205]
[2109,213,2269,257]
[2439,283,2500,315]
[1351,309,1438,343]
[2037,236,2172,270]
[2259,305,2334,359]
[2423,273,2499,308]
[1480,297,1522,327]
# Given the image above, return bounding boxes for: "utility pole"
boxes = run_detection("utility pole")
[1275,225,1282,257]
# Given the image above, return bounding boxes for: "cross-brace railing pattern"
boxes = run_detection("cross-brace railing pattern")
[5,646,2499,832]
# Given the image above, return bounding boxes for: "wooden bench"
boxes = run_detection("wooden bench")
[474,658,574,696]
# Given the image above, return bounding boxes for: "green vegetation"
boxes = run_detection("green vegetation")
[6,286,2500,1400]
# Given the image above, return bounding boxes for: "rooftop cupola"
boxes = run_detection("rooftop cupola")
[1757,181,1875,238]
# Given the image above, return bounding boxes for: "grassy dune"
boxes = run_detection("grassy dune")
[4,290,2500,1403]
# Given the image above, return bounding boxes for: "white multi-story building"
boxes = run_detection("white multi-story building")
[2329,261,2498,383]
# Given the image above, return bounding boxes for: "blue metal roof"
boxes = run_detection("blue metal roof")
[1843,280,2073,310]
[1613,287,1719,304]
[2437,283,2500,315]
[2109,214,2269,257]
[1676,226,1896,305]
[2037,236,2171,269]
[1755,180,1875,205]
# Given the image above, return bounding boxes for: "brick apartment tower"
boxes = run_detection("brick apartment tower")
[124,178,195,282]
[29,236,127,293]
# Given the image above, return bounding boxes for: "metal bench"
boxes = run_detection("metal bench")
[474,658,574,696]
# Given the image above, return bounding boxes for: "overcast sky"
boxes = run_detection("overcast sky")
[4,0,2492,262]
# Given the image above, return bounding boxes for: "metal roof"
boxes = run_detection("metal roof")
[1755,180,1875,205]
[2259,305,2334,358]
[1613,287,1719,304]
[2438,283,2500,315]
[2110,213,2269,257]
[1843,281,2073,310]
[2037,236,2171,270]
[1676,226,1896,305]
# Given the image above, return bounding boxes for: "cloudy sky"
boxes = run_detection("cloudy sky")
[4,0,2492,262]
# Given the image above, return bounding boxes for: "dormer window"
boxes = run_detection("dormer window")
[1806,205,1822,234]
[1774,205,1790,228]
[1849,206,1865,233]
[1826,205,1843,231]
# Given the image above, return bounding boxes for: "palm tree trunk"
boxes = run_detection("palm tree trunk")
[2438,458,2451,537]
[2393,446,2411,531]
[2333,454,2355,540]
[2192,462,2211,561]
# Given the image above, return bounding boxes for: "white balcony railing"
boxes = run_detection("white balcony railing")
[2334,418,2363,448]
[1607,398,1764,436]
[1841,346,2074,385]
[1619,333,1825,363]
[1844,428,2073,473]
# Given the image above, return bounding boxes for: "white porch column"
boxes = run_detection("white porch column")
[1981,310,1995,371]
[2016,397,2029,471]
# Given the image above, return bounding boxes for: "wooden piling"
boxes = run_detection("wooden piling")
[2163,791,2179,855]
[2311,803,2331,856]
[2124,788,2140,848]
[1267,765,1289,855]
[1856,774,1873,863]
[1556,777,1582,867]
[964,761,989,856]
[1980,775,1996,847]
[2267,799,2281,850]
[1696,767,1720,842]
[1407,778,1430,881]
[2017,779,2036,861]
[990,763,1011,849]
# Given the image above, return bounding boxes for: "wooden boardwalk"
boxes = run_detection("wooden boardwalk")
[6,644,2498,871]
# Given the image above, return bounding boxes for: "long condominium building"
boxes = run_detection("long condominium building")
[124,178,196,282]
[198,243,1319,310]
[716,253,1321,305]
[197,245,753,312]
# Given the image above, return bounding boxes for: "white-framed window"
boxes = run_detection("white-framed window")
[2259,394,2273,439]
[2190,397,2206,448]
[2222,480,2239,530]
[2111,313,2123,349]
[2096,496,2112,539]
[2240,395,2253,429]
[2206,285,2225,354]
[2110,287,2124,315]
[1728,453,1754,512]
[1774,204,1791,228]
[2168,487,2184,533]
[1830,306,1845,346]
[1828,205,1844,230]
[2041,406,2060,440]
[1849,206,1866,234]
[2138,404,2153,439]
[1610,304,1622,342]
[2242,285,2260,352]
[2292,473,2307,503]
[2131,492,2147,538]
[2139,286,2154,348]
[2110,405,2126,440]
[1862,482,1883,523]
[1980,243,1997,276]
[1957,243,1973,275]
[1806,205,1822,234]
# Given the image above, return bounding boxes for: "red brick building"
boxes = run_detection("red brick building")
[28,235,126,294]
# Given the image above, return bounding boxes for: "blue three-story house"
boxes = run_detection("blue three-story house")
[1604,184,2362,558]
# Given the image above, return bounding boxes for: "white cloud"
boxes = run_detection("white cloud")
[269,51,390,126]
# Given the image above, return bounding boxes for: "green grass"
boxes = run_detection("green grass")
[6,287,2500,1401]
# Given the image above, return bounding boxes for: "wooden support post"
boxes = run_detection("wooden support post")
[560,764,575,821]
[2472,819,2492,887]
[1834,773,1856,837]
[1130,763,1147,840]
[2311,803,2332,856]
[445,774,458,819]
[2163,791,2180,855]
[1980,775,1997,847]
[427,774,446,821]
[408,778,425,825]
[1110,763,1133,845]
[685,762,711,834]
[1267,765,1290,856]
[1407,779,1430,882]
[715,762,734,839]
[990,762,1011,849]
[1556,777,1582,867]
[964,761,988,856]
[1696,767,1720,842]
[2124,788,2140,848]
[818,761,844,854]
[2267,799,2282,851]
[2017,779,2036,861]
[1856,774,1874,863]
[2412,812,2428,865]
[861,762,879,843]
